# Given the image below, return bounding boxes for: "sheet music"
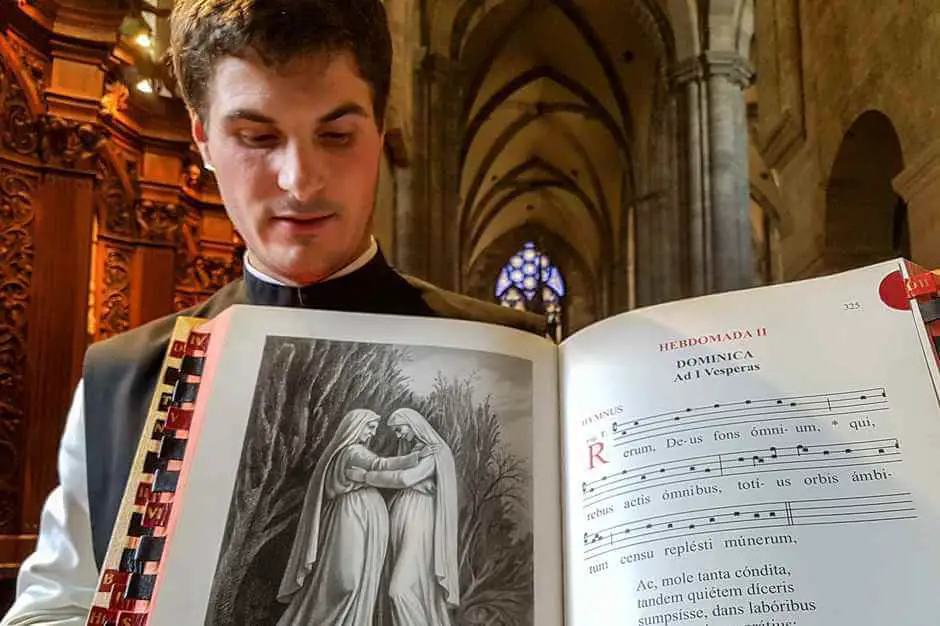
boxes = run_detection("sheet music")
[560,261,940,625]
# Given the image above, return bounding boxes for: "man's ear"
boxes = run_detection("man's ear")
[191,113,214,171]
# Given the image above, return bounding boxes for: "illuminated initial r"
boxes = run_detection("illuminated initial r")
[588,442,608,469]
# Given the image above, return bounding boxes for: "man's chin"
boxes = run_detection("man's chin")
[258,253,345,286]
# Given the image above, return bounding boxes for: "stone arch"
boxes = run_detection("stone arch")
[456,0,634,137]
[460,67,631,168]
[467,155,612,255]
[825,110,908,273]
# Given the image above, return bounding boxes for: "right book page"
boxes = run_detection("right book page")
[558,260,940,626]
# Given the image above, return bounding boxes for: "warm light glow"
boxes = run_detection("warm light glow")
[134,33,153,48]
[136,79,153,94]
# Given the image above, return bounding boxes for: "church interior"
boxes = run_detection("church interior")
[1,0,939,611]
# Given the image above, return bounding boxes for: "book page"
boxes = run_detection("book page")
[560,260,940,626]
[147,307,562,626]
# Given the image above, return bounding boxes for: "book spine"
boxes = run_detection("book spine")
[906,269,940,367]
[86,320,211,626]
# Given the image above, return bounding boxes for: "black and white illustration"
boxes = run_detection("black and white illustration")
[205,337,535,625]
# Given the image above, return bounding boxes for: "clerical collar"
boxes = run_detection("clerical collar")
[243,236,378,286]
[241,239,435,316]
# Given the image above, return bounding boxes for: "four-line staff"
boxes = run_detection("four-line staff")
[582,493,917,560]
[581,437,902,508]
[610,388,889,446]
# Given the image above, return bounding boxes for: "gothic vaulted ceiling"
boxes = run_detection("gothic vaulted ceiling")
[426,0,674,292]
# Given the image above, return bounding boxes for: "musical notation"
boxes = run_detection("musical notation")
[583,492,916,560]
[610,388,888,446]
[581,437,901,507]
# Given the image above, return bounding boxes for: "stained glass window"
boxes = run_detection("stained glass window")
[496,242,566,341]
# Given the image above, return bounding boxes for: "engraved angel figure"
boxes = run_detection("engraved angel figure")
[275,408,433,625]
[346,407,460,626]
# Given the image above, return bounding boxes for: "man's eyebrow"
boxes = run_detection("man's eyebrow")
[221,104,368,125]
[318,102,369,123]
[223,109,276,124]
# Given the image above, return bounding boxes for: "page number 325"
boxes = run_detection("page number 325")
[843,301,862,311]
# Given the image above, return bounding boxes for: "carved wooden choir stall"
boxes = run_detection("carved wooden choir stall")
[0,0,241,582]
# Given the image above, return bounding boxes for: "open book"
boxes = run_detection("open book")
[86,259,940,625]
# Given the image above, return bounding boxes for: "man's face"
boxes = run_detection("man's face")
[192,49,383,285]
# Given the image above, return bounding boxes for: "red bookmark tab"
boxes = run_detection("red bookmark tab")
[186,331,210,354]
[109,588,135,611]
[117,612,149,626]
[99,569,130,592]
[135,482,152,506]
[169,340,186,359]
[143,502,171,528]
[905,271,940,299]
[165,407,193,430]
[87,607,115,625]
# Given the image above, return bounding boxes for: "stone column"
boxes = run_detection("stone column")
[411,52,462,288]
[672,51,755,295]
[407,54,437,281]
[893,138,940,269]
[392,164,414,268]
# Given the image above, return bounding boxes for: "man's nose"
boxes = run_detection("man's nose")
[276,142,326,203]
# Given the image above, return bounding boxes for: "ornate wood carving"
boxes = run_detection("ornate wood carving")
[0,44,41,157]
[0,166,36,533]
[173,291,200,312]
[94,151,136,238]
[173,203,241,310]
[180,255,240,292]
[0,418,21,533]
[40,116,104,171]
[7,33,47,97]
[99,79,129,120]
[97,247,132,340]
[180,145,221,201]
[181,159,208,195]
[136,200,179,243]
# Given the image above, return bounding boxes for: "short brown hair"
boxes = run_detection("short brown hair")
[168,0,392,127]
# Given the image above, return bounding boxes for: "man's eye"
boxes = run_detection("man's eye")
[320,132,352,146]
[239,133,279,148]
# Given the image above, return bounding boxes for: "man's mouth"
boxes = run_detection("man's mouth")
[272,213,337,233]
[275,213,335,223]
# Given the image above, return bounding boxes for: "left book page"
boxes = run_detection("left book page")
[135,305,561,626]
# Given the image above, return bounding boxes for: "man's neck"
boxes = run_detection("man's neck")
[243,237,379,287]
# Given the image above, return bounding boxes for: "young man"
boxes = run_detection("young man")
[1,0,542,623]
